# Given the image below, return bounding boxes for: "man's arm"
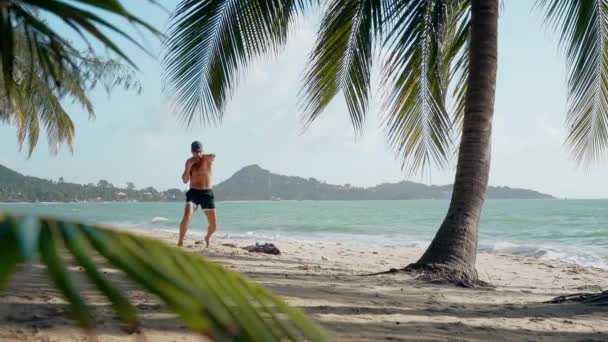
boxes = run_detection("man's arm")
[182,159,193,184]
[204,153,215,162]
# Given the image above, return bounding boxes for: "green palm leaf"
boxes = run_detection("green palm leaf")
[538,0,608,164]
[0,213,330,341]
[301,0,383,132]
[444,5,470,132]
[1,28,141,156]
[10,64,78,156]
[380,0,469,173]
[0,0,161,95]
[162,0,315,126]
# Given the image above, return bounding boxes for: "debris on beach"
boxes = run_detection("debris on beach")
[242,243,281,255]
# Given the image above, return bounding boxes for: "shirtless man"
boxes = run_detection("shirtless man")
[178,140,217,247]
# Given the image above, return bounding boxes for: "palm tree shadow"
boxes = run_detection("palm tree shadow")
[0,262,191,338]
[1,253,607,341]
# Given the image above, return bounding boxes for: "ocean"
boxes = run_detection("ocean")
[1,199,607,269]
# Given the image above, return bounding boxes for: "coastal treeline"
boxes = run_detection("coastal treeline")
[0,164,183,202]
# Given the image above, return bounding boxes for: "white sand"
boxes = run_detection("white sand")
[1,230,607,341]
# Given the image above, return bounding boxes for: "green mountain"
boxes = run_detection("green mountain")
[213,165,554,201]
[0,163,553,203]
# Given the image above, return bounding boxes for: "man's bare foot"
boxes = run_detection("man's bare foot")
[177,243,183,248]
[204,236,210,248]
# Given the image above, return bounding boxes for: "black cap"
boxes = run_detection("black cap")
[191,141,203,152]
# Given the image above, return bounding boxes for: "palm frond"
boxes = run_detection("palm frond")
[445,6,470,132]
[0,0,161,96]
[1,29,141,156]
[538,0,608,165]
[162,0,316,126]
[0,213,330,340]
[11,66,77,156]
[380,0,470,174]
[163,0,471,174]
[76,55,142,96]
[300,0,384,132]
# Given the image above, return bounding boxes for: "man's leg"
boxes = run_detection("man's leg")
[178,203,194,247]
[203,209,217,248]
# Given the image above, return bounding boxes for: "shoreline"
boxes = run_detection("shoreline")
[0,206,606,270]
[2,229,607,341]
[0,201,606,270]
[146,227,608,271]
[1,198,570,205]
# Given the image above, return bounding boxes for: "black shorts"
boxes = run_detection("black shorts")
[186,189,215,210]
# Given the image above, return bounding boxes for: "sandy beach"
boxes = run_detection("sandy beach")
[1,230,607,341]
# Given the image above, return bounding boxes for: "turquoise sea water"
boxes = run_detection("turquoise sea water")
[1,199,607,269]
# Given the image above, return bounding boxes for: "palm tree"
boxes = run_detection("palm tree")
[162,0,486,285]
[404,0,495,287]
[162,0,608,287]
[0,1,329,339]
[411,0,608,288]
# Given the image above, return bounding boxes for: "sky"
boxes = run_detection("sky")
[2,2,608,199]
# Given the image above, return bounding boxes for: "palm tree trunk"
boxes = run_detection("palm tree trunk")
[407,0,498,287]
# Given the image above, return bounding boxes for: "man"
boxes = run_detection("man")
[178,140,217,247]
